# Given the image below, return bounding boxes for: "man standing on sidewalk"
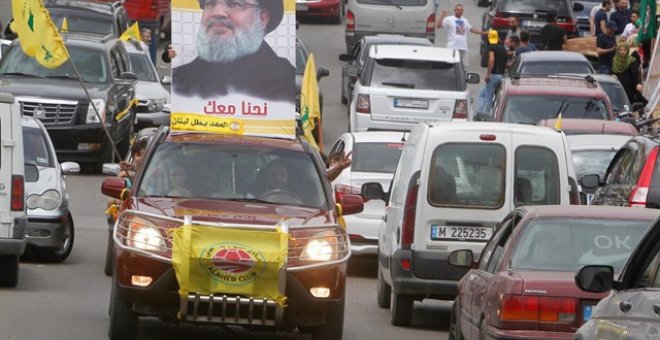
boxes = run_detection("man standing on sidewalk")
[597,21,618,73]
[436,4,488,70]
[477,30,507,113]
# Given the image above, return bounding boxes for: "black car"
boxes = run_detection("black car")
[45,0,130,38]
[0,33,137,172]
[507,51,595,76]
[480,0,583,66]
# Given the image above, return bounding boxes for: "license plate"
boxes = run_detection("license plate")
[583,304,594,321]
[430,225,493,241]
[523,20,544,28]
[394,98,429,109]
[296,4,308,11]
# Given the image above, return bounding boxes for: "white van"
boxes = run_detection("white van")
[0,93,26,288]
[345,0,436,53]
[362,122,579,326]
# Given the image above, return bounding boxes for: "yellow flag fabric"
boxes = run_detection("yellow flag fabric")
[554,113,563,130]
[300,53,321,151]
[120,22,141,42]
[11,0,69,69]
[60,17,68,32]
[171,225,288,307]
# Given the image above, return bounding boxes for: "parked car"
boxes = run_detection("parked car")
[123,39,171,129]
[338,35,433,105]
[0,94,27,288]
[45,0,130,38]
[0,33,138,173]
[362,122,580,326]
[350,45,480,132]
[296,0,345,24]
[329,131,405,256]
[448,206,659,340]
[585,133,660,208]
[479,75,614,124]
[508,51,595,76]
[345,0,436,53]
[592,73,632,116]
[480,0,583,66]
[574,211,660,339]
[572,0,603,36]
[296,38,329,115]
[22,117,80,262]
[101,126,364,340]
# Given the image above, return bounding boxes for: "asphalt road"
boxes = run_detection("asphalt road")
[0,1,488,338]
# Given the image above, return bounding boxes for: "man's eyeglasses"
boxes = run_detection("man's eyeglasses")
[201,0,260,11]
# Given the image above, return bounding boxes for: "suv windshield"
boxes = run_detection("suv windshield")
[138,141,328,209]
[502,0,570,16]
[370,58,463,91]
[573,149,617,179]
[0,45,109,84]
[129,53,158,82]
[23,127,53,168]
[502,95,609,124]
[357,0,427,6]
[352,142,404,173]
[48,10,115,36]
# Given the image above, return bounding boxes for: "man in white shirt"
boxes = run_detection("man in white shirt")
[436,4,487,70]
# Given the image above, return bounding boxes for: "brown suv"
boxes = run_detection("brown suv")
[101,127,363,340]
[477,75,615,125]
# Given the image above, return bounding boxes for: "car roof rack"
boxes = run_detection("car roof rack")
[510,73,598,87]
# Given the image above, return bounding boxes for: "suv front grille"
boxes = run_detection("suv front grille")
[19,99,78,126]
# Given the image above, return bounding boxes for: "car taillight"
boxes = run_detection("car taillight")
[401,174,419,250]
[11,175,24,211]
[426,13,436,35]
[356,94,371,114]
[346,10,355,31]
[335,184,362,202]
[558,18,576,32]
[501,295,576,323]
[491,13,508,29]
[629,146,659,207]
[453,100,468,119]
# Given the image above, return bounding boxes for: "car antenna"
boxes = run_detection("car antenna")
[401,132,407,142]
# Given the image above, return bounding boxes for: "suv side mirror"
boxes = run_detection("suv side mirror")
[339,53,354,62]
[345,65,359,78]
[474,112,494,121]
[317,67,330,81]
[101,176,129,200]
[580,174,601,189]
[61,162,80,175]
[338,193,364,215]
[575,265,614,293]
[466,72,480,84]
[361,182,385,201]
[161,75,172,85]
[102,163,121,176]
[448,249,475,268]
[573,2,584,12]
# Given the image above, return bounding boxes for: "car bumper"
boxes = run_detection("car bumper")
[389,249,463,300]
[0,217,27,256]
[297,0,341,18]
[344,214,379,255]
[136,111,170,130]
[345,31,434,53]
[485,324,573,340]
[46,123,112,163]
[25,213,68,248]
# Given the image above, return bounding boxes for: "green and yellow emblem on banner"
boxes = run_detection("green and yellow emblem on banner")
[171,225,289,307]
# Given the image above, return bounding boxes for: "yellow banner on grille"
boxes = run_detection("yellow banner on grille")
[171,225,288,307]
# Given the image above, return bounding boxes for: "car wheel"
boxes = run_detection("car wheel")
[92,141,115,174]
[376,263,391,308]
[308,295,345,340]
[35,214,74,263]
[103,226,115,276]
[390,292,414,326]
[0,255,19,287]
[480,42,489,68]
[108,275,138,340]
[332,1,344,24]
[341,92,348,105]
[449,298,464,340]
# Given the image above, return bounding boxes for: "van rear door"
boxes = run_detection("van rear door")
[0,97,23,239]
[352,0,432,36]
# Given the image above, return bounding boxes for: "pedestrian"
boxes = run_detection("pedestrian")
[592,0,614,36]
[140,28,152,56]
[540,10,567,50]
[622,10,640,38]
[436,4,488,70]
[515,30,537,55]
[161,43,177,63]
[610,0,631,35]
[507,35,521,61]
[477,30,507,113]
[611,41,645,104]
[597,21,618,73]
[505,16,521,45]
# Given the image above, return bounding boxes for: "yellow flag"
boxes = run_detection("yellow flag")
[11,0,69,69]
[554,113,563,130]
[300,53,321,151]
[120,22,141,42]
[171,225,288,307]
[60,17,68,32]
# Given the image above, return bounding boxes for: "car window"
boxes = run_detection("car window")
[520,62,592,75]
[479,214,515,271]
[637,251,660,288]
[515,146,560,205]
[600,82,630,113]
[48,10,115,36]
[352,142,404,173]
[0,45,108,83]
[357,0,427,6]
[369,58,464,91]
[501,0,569,16]
[329,140,345,159]
[607,147,637,185]
[138,142,328,209]
[502,95,609,124]
[23,127,53,168]
[573,150,618,180]
[428,143,506,208]
[511,217,650,272]
[129,53,158,82]
[295,41,307,75]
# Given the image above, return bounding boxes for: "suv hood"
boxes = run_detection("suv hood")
[136,80,170,102]
[136,197,334,227]
[0,76,109,101]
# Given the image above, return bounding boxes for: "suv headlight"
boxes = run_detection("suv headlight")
[300,230,339,262]
[145,98,166,113]
[127,219,166,252]
[26,189,62,210]
[86,99,106,123]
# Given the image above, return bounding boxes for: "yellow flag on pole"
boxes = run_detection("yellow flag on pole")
[60,17,68,32]
[11,0,69,69]
[120,22,141,42]
[300,53,321,151]
[554,113,563,131]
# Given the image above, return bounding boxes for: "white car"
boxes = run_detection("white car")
[349,44,480,132]
[329,131,405,256]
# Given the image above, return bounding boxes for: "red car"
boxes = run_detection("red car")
[296,0,345,24]
[447,205,659,340]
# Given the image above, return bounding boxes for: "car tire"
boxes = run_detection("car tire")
[308,295,345,340]
[103,227,115,276]
[35,214,74,263]
[449,298,464,340]
[332,1,344,24]
[108,275,138,340]
[0,255,19,287]
[390,292,413,326]
[376,264,391,308]
[480,42,489,68]
[341,93,348,105]
[92,141,115,174]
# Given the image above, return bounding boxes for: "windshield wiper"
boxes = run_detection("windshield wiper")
[0,72,42,78]
[381,0,402,9]
[224,197,276,204]
[382,82,415,88]
[44,74,79,80]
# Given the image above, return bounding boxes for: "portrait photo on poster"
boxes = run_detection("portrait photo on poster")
[171,0,296,117]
